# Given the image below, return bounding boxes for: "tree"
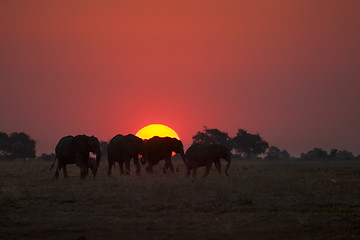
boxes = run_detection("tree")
[300,148,328,160]
[335,150,355,160]
[8,132,36,160]
[266,146,291,160]
[192,126,233,151]
[280,150,290,160]
[330,148,338,159]
[0,132,10,159]
[232,129,268,159]
[265,146,281,160]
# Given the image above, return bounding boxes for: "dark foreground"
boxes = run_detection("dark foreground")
[1,159,360,239]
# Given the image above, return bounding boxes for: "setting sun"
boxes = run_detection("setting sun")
[135,124,180,140]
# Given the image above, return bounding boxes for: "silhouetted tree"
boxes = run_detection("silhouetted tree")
[232,129,268,159]
[335,150,355,160]
[192,126,233,151]
[300,148,328,160]
[0,132,10,159]
[265,146,290,160]
[0,132,36,160]
[280,150,290,160]
[330,149,338,159]
[266,146,281,160]
[8,132,36,160]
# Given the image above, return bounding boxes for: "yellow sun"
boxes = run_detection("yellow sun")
[135,124,180,140]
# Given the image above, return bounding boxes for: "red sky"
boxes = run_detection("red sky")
[1,0,359,157]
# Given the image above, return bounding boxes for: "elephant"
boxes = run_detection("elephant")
[50,135,101,179]
[141,136,186,173]
[185,143,231,177]
[107,134,144,176]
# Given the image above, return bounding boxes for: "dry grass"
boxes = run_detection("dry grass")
[1,159,360,239]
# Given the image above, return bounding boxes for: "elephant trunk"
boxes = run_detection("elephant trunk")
[94,151,101,177]
[140,156,147,165]
[225,158,231,176]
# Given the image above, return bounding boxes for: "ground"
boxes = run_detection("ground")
[1,158,360,239]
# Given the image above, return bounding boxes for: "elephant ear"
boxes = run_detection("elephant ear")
[72,135,90,155]
[89,136,101,153]
[170,138,183,153]
[167,137,177,151]
[134,136,145,155]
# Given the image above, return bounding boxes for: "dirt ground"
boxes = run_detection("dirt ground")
[1,158,360,240]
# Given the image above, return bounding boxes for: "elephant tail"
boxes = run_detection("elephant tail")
[49,155,57,171]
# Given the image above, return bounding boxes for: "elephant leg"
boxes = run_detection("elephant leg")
[81,168,87,179]
[125,159,130,175]
[92,168,97,179]
[76,162,87,179]
[167,159,175,173]
[54,167,60,179]
[164,158,174,173]
[133,156,141,176]
[119,162,125,175]
[203,163,212,178]
[214,160,221,176]
[74,153,87,179]
[186,166,191,176]
[107,162,112,176]
[54,160,61,179]
[80,166,87,179]
[146,164,153,173]
[192,168,197,177]
[63,164,69,178]
[169,162,175,173]
[163,162,167,173]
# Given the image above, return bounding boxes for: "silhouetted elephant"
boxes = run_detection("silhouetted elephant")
[185,144,231,177]
[142,136,185,173]
[50,135,101,179]
[107,134,144,176]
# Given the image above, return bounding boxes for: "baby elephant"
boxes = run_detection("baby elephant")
[185,144,231,177]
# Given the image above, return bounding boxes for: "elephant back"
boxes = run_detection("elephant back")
[108,134,143,158]
[72,135,92,155]
[186,143,229,162]
[143,136,184,161]
[55,135,75,158]
[124,134,144,155]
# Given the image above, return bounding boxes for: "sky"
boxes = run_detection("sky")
[0,0,359,157]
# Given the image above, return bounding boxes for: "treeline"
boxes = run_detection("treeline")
[192,126,360,160]
[300,148,359,160]
[0,132,36,160]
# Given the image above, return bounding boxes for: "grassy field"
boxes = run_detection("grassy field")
[1,158,360,240]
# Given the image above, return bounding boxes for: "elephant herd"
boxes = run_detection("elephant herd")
[50,134,231,179]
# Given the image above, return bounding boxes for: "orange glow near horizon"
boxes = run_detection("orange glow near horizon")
[135,124,180,140]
